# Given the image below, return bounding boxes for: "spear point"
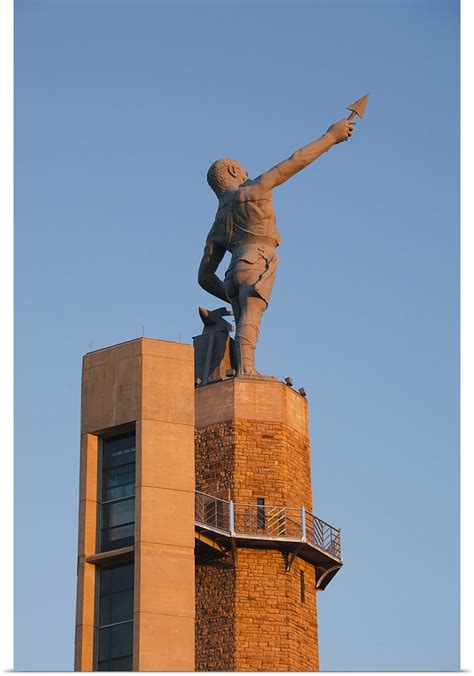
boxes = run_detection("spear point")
[346,93,369,120]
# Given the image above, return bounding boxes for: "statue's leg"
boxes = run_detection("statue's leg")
[230,298,241,326]
[231,253,278,376]
[224,273,241,324]
[235,292,266,376]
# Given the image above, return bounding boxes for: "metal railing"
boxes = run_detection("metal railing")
[195,491,230,532]
[195,491,341,561]
[305,510,341,559]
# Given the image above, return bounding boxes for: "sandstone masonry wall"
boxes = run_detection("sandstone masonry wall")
[235,550,318,671]
[195,557,235,671]
[195,379,319,671]
[195,419,313,509]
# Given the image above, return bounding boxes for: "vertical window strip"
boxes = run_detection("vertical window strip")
[97,562,134,671]
[100,432,136,552]
[256,497,265,530]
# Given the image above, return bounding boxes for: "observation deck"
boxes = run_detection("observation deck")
[195,491,343,590]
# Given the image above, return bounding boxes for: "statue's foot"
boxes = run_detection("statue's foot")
[237,365,261,377]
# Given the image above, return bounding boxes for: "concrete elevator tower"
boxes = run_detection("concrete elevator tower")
[75,338,196,671]
[75,336,342,672]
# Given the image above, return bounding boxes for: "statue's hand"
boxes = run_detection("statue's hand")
[325,119,356,144]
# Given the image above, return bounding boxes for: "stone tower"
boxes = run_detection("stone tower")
[194,376,341,671]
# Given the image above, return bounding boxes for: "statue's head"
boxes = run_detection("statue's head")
[207,158,249,197]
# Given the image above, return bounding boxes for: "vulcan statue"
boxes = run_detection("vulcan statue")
[198,102,365,377]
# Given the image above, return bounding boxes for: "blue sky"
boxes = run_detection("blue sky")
[14,0,459,670]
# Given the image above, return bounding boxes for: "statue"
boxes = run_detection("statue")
[198,96,367,377]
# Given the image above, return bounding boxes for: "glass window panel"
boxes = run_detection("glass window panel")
[98,655,133,671]
[99,589,133,626]
[101,524,134,551]
[100,433,135,553]
[104,434,136,469]
[110,655,133,671]
[98,622,133,662]
[100,563,134,596]
[104,463,135,501]
[102,498,134,529]
[98,625,111,662]
[97,562,134,670]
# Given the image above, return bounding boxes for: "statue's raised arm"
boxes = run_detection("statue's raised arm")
[254,118,355,192]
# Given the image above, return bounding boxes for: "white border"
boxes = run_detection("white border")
[0,0,14,671]
[460,0,472,672]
